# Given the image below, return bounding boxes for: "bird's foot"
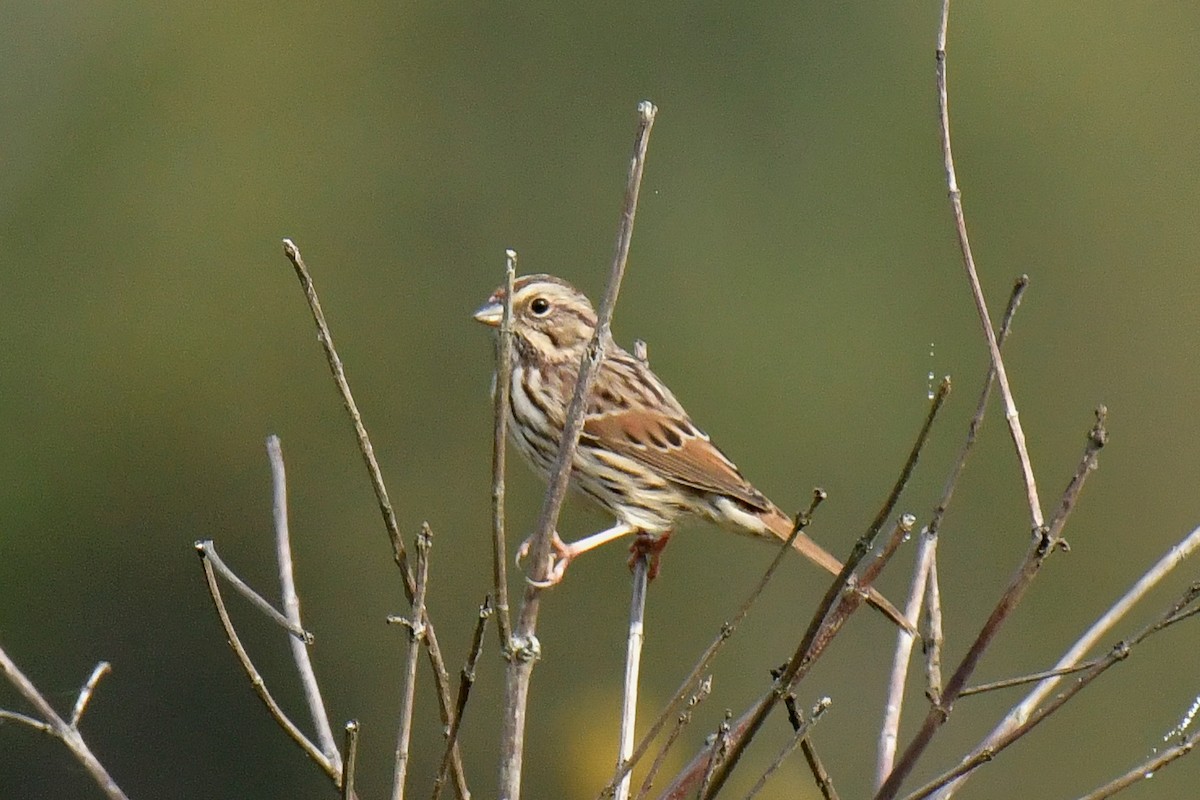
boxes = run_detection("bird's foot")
[628,530,672,580]
[516,531,575,588]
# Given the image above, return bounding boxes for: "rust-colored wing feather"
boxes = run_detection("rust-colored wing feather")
[582,354,771,511]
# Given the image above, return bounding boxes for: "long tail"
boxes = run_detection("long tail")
[762,505,915,634]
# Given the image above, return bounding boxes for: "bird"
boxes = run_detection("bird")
[474,274,910,630]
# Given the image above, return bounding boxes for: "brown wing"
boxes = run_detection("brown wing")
[582,354,771,512]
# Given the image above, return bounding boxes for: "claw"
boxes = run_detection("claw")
[517,532,573,587]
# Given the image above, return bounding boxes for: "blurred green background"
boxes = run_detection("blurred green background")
[4,2,1200,798]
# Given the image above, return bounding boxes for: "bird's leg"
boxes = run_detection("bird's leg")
[516,523,639,587]
[628,530,672,580]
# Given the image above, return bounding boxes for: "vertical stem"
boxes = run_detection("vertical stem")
[497,100,657,800]
[615,555,650,800]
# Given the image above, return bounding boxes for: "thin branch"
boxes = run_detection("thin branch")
[433,596,495,800]
[268,435,339,764]
[195,540,311,642]
[800,733,839,800]
[935,0,1043,532]
[904,583,1200,800]
[69,661,112,728]
[499,100,657,800]
[745,697,831,800]
[491,251,517,647]
[958,661,1099,698]
[0,645,129,800]
[695,377,951,799]
[876,409,1106,800]
[392,524,432,800]
[632,677,712,800]
[1073,728,1200,800]
[681,513,916,800]
[342,721,360,800]
[281,238,468,797]
[922,554,944,706]
[615,555,651,800]
[932,523,1200,798]
[878,530,937,787]
[196,543,337,780]
[878,278,1026,786]
[602,491,825,799]
[698,712,733,800]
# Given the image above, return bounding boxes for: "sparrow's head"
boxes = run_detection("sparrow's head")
[473,274,598,354]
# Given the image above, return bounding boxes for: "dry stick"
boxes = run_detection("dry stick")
[633,677,713,800]
[876,278,1028,786]
[281,239,468,798]
[0,647,128,800]
[671,514,918,800]
[69,661,112,728]
[922,556,944,706]
[694,378,952,800]
[391,525,432,800]
[602,491,826,799]
[196,544,339,781]
[745,698,831,800]
[958,661,1099,698]
[615,554,651,800]
[699,712,734,799]
[491,251,517,647]
[197,540,311,642]
[498,99,657,800]
[342,721,361,800]
[433,597,495,800]
[800,733,838,800]
[1074,728,1200,800]
[936,0,1043,534]
[931,522,1200,798]
[875,409,1108,800]
[903,583,1200,800]
[877,529,936,788]
[268,435,340,765]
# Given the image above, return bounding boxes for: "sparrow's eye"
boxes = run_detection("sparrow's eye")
[530,297,551,316]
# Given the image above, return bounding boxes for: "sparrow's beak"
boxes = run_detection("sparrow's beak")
[472,298,503,327]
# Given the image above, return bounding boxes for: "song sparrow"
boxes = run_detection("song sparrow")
[474,274,908,629]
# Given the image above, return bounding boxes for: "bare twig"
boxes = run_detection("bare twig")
[932,523,1200,798]
[392,525,432,800]
[0,646,128,800]
[602,491,825,798]
[196,542,338,780]
[342,721,360,800]
[904,583,1200,800]
[696,377,951,799]
[281,238,468,797]
[196,540,310,642]
[878,279,1026,785]
[958,662,1099,698]
[1074,728,1200,800]
[878,530,937,786]
[922,554,944,705]
[433,597,495,800]
[698,711,733,799]
[268,436,339,764]
[935,0,1042,532]
[684,512,916,800]
[876,409,1106,800]
[800,732,839,800]
[499,100,657,800]
[615,555,651,800]
[632,677,712,800]
[746,697,831,800]
[491,251,517,647]
[69,661,112,728]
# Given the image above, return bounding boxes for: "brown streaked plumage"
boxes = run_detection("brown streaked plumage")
[474,274,909,629]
